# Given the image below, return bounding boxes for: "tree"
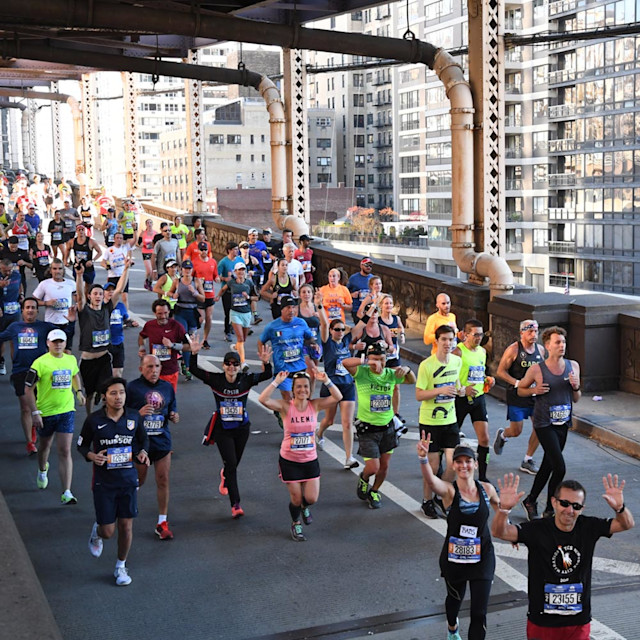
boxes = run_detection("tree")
[347,206,379,235]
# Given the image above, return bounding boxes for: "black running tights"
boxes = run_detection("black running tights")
[444,578,492,640]
[214,423,250,506]
[529,422,568,511]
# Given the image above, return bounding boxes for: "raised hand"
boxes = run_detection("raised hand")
[497,473,525,510]
[602,473,625,511]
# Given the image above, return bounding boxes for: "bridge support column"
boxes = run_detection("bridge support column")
[468,0,505,266]
[185,49,205,213]
[80,73,97,193]
[282,48,309,227]
[26,99,37,173]
[50,81,62,180]
[122,71,139,196]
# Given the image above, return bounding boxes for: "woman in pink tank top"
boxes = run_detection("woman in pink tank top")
[259,369,342,541]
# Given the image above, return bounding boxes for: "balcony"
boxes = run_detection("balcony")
[374,161,393,169]
[548,69,576,85]
[505,148,523,159]
[374,97,393,107]
[506,210,523,222]
[373,141,392,149]
[505,179,523,190]
[549,273,576,287]
[548,138,575,153]
[504,117,522,128]
[548,240,577,253]
[506,242,523,253]
[548,173,576,187]
[549,207,576,220]
[372,75,391,86]
[374,182,393,190]
[548,104,575,119]
[373,119,392,128]
[504,83,522,94]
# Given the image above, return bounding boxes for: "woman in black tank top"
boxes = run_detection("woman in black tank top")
[261,258,295,319]
[350,303,393,358]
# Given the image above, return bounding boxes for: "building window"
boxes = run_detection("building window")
[354,114,365,128]
[353,94,364,107]
[236,154,241,162]
[317,138,332,149]
[317,173,332,183]
[354,135,365,147]
[209,134,224,144]
[354,175,365,188]
[317,157,332,166]
[227,135,242,144]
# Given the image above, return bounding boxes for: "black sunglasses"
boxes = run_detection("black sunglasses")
[332,326,346,332]
[291,371,310,380]
[223,360,240,366]
[555,498,584,511]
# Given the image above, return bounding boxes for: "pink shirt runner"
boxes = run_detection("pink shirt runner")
[280,400,317,463]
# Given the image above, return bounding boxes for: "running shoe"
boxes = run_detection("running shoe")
[421,499,438,519]
[231,504,244,519]
[274,411,284,430]
[447,628,462,640]
[315,430,325,451]
[155,521,174,540]
[356,473,370,500]
[520,459,539,475]
[542,508,555,519]
[493,428,506,455]
[344,456,359,470]
[180,361,188,377]
[301,506,313,525]
[252,314,263,325]
[114,566,132,586]
[522,497,538,521]
[36,462,49,489]
[433,495,447,518]
[367,490,382,509]
[290,522,306,542]
[241,363,250,373]
[225,333,233,342]
[0,359,5,375]
[184,370,192,381]
[143,279,153,291]
[219,468,228,496]
[61,491,77,505]
[93,392,101,407]
[26,441,37,455]
[203,340,211,350]
[88,522,103,558]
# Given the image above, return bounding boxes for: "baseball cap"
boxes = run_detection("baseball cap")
[165,259,178,269]
[7,236,18,244]
[361,257,373,265]
[239,242,249,249]
[28,203,36,209]
[47,329,67,342]
[299,234,310,242]
[248,228,258,235]
[452,445,477,461]
[181,260,193,269]
[107,207,115,213]
[103,282,116,290]
[366,343,386,356]
[197,241,208,251]
[262,228,272,235]
[279,295,298,308]
[233,262,247,271]
[223,351,241,365]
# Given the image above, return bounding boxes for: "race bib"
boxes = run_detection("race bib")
[302,260,311,272]
[3,301,20,315]
[110,309,123,326]
[203,280,214,292]
[434,381,455,404]
[143,414,164,436]
[232,293,246,307]
[144,242,153,250]
[75,250,89,262]
[107,445,133,469]
[53,298,69,311]
[550,404,571,425]
[335,359,348,376]
[447,536,481,564]
[52,369,72,389]
[152,344,171,361]
[92,329,110,348]
[290,431,314,450]
[370,394,391,412]
[276,292,289,304]
[467,365,485,384]
[17,237,28,251]
[52,232,62,241]
[544,583,583,615]
[110,254,125,269]
[38,256,50,267]
[107,234,114,243]
[220,399,243,424]
[328,306,342,319]
[283,346,301,363]
[18,331,38,349]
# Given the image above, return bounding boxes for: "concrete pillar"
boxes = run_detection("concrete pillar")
[282,48,310,226]
[81,73,97,192]
[122,71,139,196]
[468,0,505,259]
[50,81,63,180]
[185,49,205,213]
[27,99,37,172]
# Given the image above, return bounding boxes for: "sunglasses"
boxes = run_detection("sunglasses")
[291,371,311,380]
[332,326,346,332]
[223,360,240,367]
[555,498,584,511]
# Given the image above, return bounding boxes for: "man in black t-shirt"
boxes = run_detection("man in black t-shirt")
[492,474,634,640]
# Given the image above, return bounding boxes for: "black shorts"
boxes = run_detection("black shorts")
[357,423,398,459]
[80,352,113,396]
[455,395,488,427]
[278,455,320,483]
[123,233,134,240]
[420,422,460,452]
[0,312,20,332]
[11,370,28,397]
[63,232,75,243]
[107,275,129,293]
[108,342,125,369]
[142,253,152,261]
[320,381,355,402]
[93,484,138,525]
[198,297,215,309]
[147,448,171,464]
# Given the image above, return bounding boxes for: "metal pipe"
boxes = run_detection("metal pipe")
[0,87,83,183]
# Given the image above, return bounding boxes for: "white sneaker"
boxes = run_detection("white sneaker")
[114,566,132,586]
[343,456,359,470]
[315,430,324,451]
[88,522,103,558]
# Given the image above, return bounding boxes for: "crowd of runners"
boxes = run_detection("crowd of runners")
[0,178,635,639]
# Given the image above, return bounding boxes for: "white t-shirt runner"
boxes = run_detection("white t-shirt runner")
[33,278,77,324]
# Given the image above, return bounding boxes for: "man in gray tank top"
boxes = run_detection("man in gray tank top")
[515,326,581,520]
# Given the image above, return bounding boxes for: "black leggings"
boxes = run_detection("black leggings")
[529,422,568,511]
[444,578,492,640]
[222,290,232,335]
[214,423,250,506]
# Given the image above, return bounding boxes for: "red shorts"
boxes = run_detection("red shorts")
[527,620,590,640]
[160,371,179,392]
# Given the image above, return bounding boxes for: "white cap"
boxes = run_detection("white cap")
[248,228,258,235]
[233,262,248,271]
[47,329,67,342]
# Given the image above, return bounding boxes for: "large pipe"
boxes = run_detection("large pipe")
[0,88,83,184]
[0,99,29,168]
[0,40,303,234]
[0,2,513,290]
